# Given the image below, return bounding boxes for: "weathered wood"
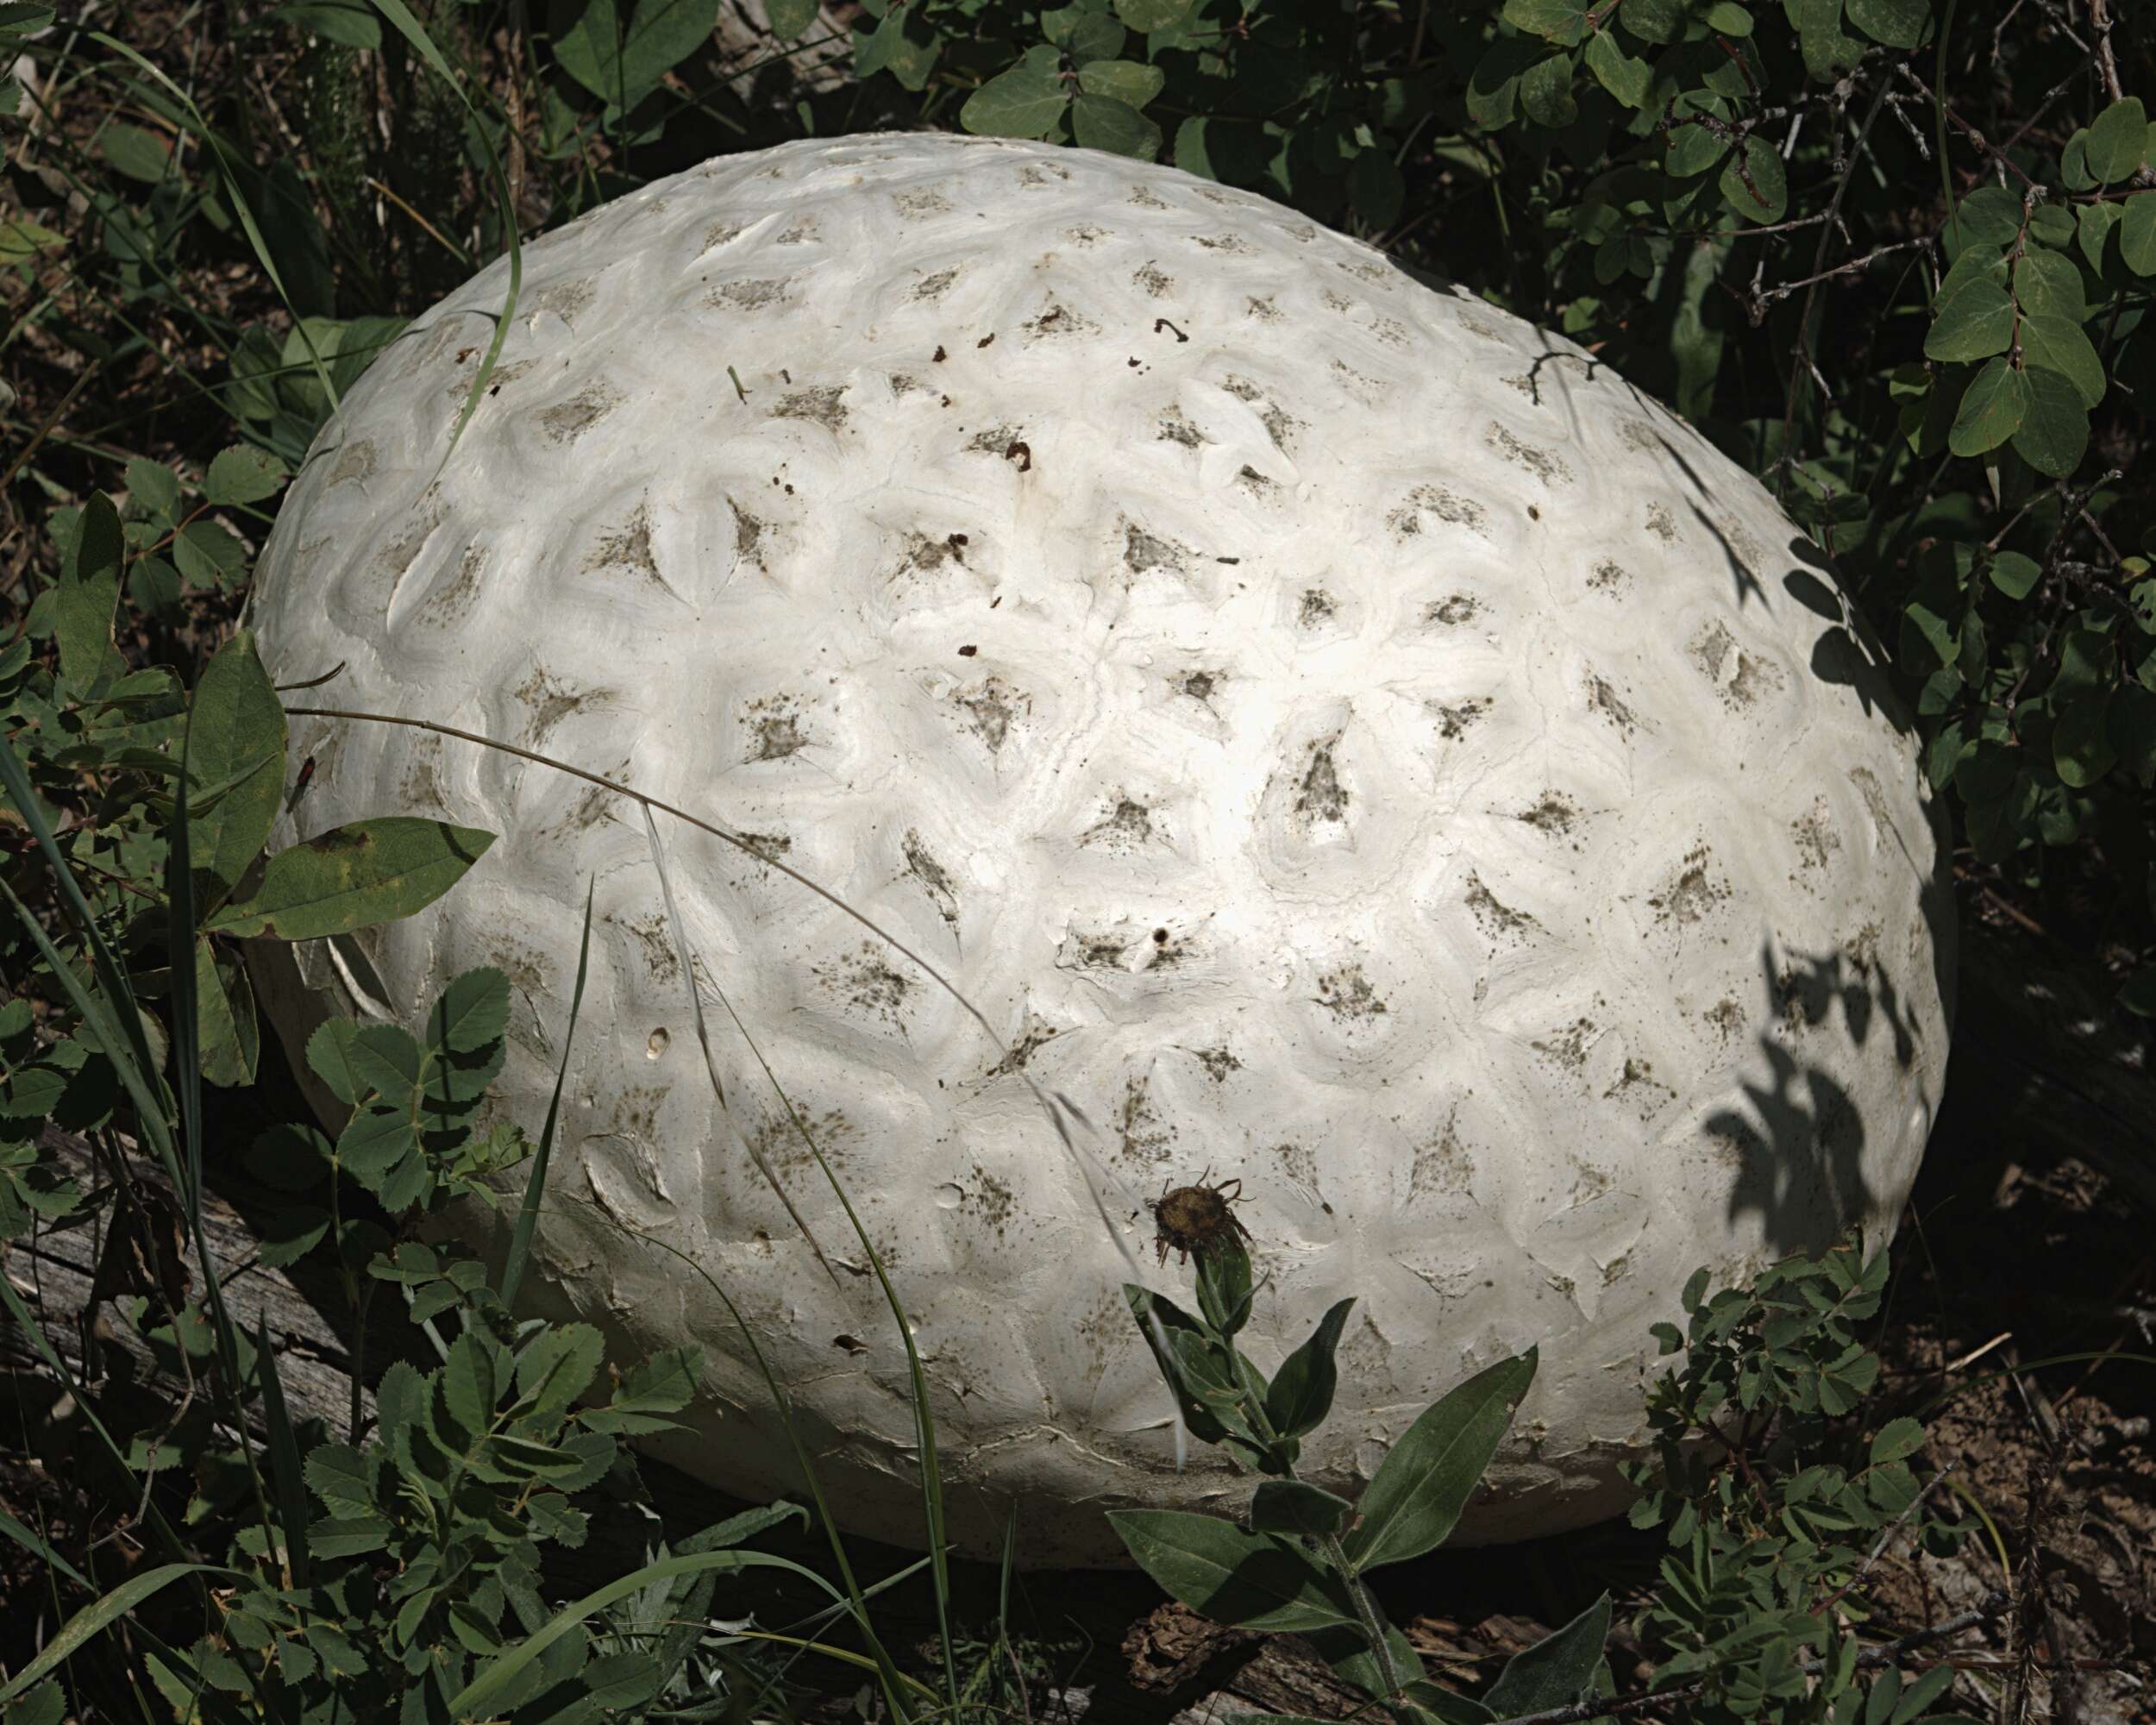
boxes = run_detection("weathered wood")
[1,1126,384,1441]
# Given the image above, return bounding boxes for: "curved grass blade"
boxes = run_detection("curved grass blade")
[0,1564,230,1705]
[499,878,594,1309]
[365,0,523,477]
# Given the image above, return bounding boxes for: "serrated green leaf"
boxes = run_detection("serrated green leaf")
[1869,1414,1926,1465]
[2013,364,2089,478]
[204,818,495,939]
[124,458,181,522]
[517,1322,606,1419]
[429,965,511,1055]
[2086,97,2148,185]
[203,445,289,507]
[443,1328,499,1437]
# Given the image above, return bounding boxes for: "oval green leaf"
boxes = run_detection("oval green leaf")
[204,817,496,940]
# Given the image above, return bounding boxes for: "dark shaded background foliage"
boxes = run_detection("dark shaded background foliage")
[3,0,2153,1010]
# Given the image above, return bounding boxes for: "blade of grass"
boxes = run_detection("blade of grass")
[499,878,593,1310]
[640,806,833,1277]
[365,0,523,477]
[448,1549,856,1721]
[0,1564,229,1706]
[548,1193,918,1725]
[254,1313,311,1589]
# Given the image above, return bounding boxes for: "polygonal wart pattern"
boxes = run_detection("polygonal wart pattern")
[248,132,1953,1566]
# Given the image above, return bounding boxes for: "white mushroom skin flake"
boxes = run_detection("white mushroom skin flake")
[248,133,1953,1566]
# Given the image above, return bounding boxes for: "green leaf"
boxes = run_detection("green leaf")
[97,122,172,184]
[55,493,125,696]
[517,1322,606,1420]
[550,0,717,108]
[2012,364,2089,479]
[2014,246,2087,319]
[2085,97,2148,185]
[2078,202,2122,273]
[172,519,249,589]
[0,1565,223,1704]
[203,445,289,507]
[1482,1593,1613,1717]
[185,629,288,900]
[1869,1415,1926,1465]
[1502,0,1591,46]
[1344,1351,1537,1571]
[1844,0,1923,47]
[1947,356,2028,458]
[305,1019,369,1106]
[271,3,385,47]
[852,5,938,90]
[429,965,511,1056]
[1987,550,2042,599]
[193,938,260,1088]
[1925,279,2012,362]
[1062,10,1126,62]
[1518,52,1578,129]
[1076,59,1165,107]
[1072,92,1163,159]
[2053,629,2117,788]
[2121,193,2156,277]
[1791,0,1861,77]
[2018,312,2104,408]
[1583,29,1650,107]
[443,1328,499,1436]
[961,47,1069,139]
[1264,1298,1354,1440]
[1107,1511,1357,1632]
[125,458,181,523]
[2061,129,2096,191]
[765,0,816,39]
[1247,1479,1352,1539]
[1719,135,1787,223]
[1113,0,1194,29]
[204,818,496,939]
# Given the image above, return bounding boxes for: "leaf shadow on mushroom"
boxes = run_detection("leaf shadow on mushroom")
[1712,933,1936,1258]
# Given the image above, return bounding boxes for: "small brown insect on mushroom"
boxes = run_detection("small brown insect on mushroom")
[1151,1169,1253,1265]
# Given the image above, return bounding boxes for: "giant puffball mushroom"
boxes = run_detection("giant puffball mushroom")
[248,132,1954,1567]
